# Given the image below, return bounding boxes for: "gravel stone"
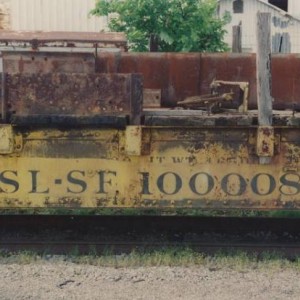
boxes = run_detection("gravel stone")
[0,261,300,299]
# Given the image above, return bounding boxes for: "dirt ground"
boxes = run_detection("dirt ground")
[0,260,300,300]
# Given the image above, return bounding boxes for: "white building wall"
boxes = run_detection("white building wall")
[5,0,107,32]
[219,0,300,53]
[0,0,11,29]
[289,0,300,19]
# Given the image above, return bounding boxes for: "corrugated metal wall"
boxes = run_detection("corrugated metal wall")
[11,0,108,32]
[219,0,300,53]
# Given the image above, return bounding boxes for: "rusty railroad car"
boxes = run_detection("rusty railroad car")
[0,31,299,211]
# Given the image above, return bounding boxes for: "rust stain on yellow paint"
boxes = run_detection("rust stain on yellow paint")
[0,126,299,210]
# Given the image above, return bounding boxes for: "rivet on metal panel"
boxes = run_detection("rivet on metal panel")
[0,125,14,154]
[14,134,23,152]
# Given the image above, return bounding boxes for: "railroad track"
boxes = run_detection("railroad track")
[1,215,300,258]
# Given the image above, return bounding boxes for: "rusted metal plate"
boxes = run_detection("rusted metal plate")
[143,89,161,108]
[2,51,96,74]
[272,54,300,109]
[97,52,300,111]
[97,52,202,107]
[144,110,300,127]
[3,73,143,125]
[4,51,300,111]
[20,129,120,159]
[0,31,127,49]
[0,126,300,210]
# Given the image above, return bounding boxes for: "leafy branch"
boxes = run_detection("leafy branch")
[91,0,230,52]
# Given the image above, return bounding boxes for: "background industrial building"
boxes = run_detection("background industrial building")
[1,0,300,53]
[0,0,107,32]
[219,0,300,52]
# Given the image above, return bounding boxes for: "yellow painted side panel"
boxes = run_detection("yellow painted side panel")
[0,127,298,210]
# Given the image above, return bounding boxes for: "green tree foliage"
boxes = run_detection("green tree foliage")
[91,0,230,52]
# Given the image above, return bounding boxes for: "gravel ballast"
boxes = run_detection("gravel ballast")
[0,260,300,300]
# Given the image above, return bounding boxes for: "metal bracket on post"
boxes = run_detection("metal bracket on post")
[256,126,274,157]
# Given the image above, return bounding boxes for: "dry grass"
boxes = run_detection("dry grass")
[0,248,300,272]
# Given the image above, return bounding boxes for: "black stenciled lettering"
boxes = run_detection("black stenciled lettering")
[157,172,182,195]
[67,171,87,194]
[251,173,276,196]
[97,171,117,194]
[0,171,19,193]
[280,173,300,196]
[29,170,49,194]
[221,173,247,196]
[172,157,185,163]
[150,157,165,163]
[189,172,214,196]
[140,172,152,195]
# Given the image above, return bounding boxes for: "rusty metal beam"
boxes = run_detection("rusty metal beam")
[2,51,96,74]
[0,31,127,49]
[3,73,143,125]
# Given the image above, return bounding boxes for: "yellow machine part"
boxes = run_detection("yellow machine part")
[0,125,299,210]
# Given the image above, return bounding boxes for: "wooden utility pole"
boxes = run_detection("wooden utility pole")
[232,24,242,53]
[0,54,6,122]
[256,12,273,165]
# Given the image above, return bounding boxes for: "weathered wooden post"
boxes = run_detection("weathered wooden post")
[0,53,6,122]
[232,24,242,53]
[256,12,273,165]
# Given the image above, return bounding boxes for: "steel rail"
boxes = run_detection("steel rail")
[1,215,300,258]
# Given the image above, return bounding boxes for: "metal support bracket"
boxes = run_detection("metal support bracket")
[0,124,14,154]
[125,126,143,156]
[143,89,161,108]
[124,126,151,156]
[256,126,274,157]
